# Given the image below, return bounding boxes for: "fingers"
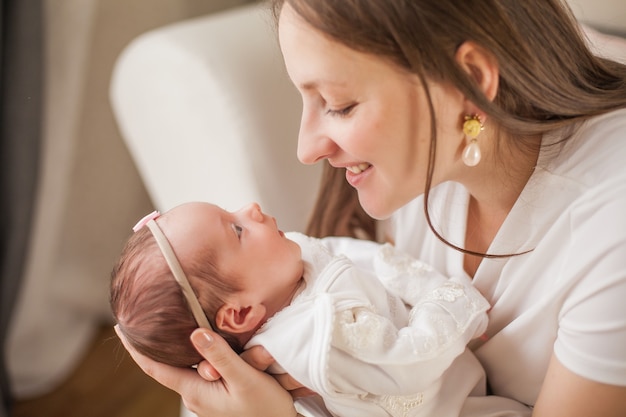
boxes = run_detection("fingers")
[114,325,199,393]
[273,373,315,398]
[238,343,316,399]
[196,361,221,381]
[116,324,254,391]
[239,345,275,371]
[196,344,271,382]
[116,325,297,417]
[189,328,254,385]
[289,387,317,399]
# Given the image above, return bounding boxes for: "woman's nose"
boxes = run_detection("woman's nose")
[297,112,338,165]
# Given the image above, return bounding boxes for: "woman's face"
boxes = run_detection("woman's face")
[279,4,465,219]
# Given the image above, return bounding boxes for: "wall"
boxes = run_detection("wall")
[568,0,626,34]
[7,0,254,399]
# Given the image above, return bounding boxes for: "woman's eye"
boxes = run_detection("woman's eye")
[233,224,243,239]
[326,103,356,117]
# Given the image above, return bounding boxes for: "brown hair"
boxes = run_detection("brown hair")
[306,161,376,239]
[274,0,626,250]
[110,226,243,368]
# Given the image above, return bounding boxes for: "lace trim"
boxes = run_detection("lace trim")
[336,308,389,351]
[367,392,424,417]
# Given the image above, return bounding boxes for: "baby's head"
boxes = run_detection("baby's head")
[110,202,303,367]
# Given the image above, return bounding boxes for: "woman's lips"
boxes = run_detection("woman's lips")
[345,163,372,187]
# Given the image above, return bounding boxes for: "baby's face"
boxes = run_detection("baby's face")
[161,202,303,311]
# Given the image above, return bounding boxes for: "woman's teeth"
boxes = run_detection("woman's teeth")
[346,163,371,174]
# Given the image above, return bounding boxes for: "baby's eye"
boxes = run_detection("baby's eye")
[232,224,243,239]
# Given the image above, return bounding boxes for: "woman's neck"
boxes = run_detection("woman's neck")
[461,134,541,276]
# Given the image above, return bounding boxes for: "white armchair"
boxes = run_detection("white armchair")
[110,3,321,231]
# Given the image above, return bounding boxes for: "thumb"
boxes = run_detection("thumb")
[190,328,249,385]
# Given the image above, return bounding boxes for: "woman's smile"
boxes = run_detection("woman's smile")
[344,163,373,187]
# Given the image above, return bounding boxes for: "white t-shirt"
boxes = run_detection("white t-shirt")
[385,108,626,406]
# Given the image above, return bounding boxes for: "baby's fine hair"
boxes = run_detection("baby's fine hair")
[110,225,243,368]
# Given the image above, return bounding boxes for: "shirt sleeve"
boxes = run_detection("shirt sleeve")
[554,176,626,386]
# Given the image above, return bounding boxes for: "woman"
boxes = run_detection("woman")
[116,0,626,416]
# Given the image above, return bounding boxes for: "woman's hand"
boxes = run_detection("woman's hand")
[197,344,316,399]
[192,342,316,415]
[115,326,297,417]
[198,345,316,399]
[243,346,316,398]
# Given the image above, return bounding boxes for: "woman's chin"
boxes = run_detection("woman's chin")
[358,186,420,221]
[358,193,394,221]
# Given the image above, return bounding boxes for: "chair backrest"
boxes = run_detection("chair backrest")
[110,3,321,232]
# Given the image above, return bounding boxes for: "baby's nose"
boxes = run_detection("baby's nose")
[246,202,264,222]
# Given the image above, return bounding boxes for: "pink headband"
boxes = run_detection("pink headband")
[133,210,212,330]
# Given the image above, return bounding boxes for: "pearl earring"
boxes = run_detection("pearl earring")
[462,115,484,167]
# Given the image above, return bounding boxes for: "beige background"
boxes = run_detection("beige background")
[7,0,253,398]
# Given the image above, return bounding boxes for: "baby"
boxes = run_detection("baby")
[111,202,527,417]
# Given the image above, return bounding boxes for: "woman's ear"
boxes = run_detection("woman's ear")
[215,303,267,334]
[455,41,499,102]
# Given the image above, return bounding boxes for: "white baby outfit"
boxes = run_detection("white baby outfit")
[247,232,514,417]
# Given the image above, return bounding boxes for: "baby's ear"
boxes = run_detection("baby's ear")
[215,303,266,334]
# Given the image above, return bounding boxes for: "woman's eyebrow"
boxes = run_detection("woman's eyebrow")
[300,78,347,91]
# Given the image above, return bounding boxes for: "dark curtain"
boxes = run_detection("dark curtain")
[0,0,43,415]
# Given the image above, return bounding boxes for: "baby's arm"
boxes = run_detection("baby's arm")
[373,242,474,307]
[331,290,488,395]
[329,244,489,395]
